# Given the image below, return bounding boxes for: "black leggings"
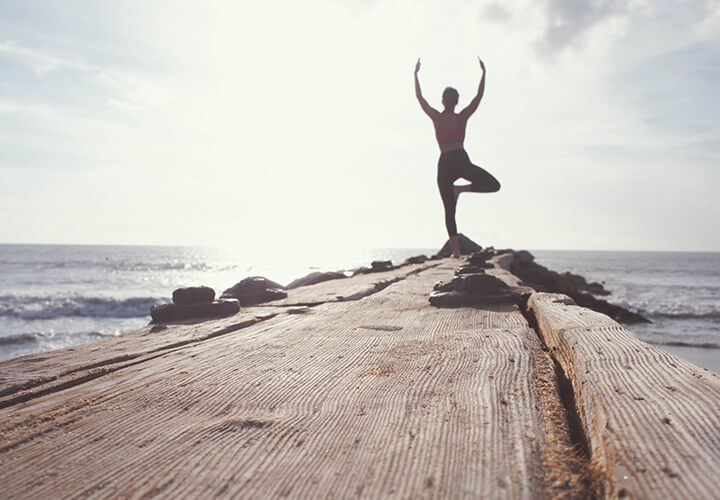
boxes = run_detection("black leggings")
[437,149,500,237]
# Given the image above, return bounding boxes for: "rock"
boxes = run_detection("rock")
[286,271,347,290]
[467,249,496,266]
[370,260,393,272]
[351,266,371,276]
[172,286,215,305]
[584,281,607,296]
[509,253,611,297]
[220,277,287,305]
[151,299,240,323]
[403,254,428,265]
[353,261,394,275]
[262,289,288,302]
[508,249,650,324]
[433,278,463,292]
[557,272,608,296]
[435,233,483,258]
[513,250,534,264]
[462,273,511,294]
[223,277,265,297]
[429,290,521,307]
[430,265,521,308]
[428,290,474,307]
[571,291,650,324]
[455,265,485,275]
[433,273,513,295]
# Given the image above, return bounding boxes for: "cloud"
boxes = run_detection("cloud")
[696,0,720,35]
[481,3,512,23]
[1,0,719,250]
[0,39,170,115]
[536,0,720,55]
[538,0,632,52]
[0,39,91,75]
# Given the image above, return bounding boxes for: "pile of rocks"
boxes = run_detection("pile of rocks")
[150,276,291,324]
[151,286,240,323]
[430,232,650,324]
[510,250,609,296]
[429,261,522,307]
[466,248,496,268]
[508,250,649,324]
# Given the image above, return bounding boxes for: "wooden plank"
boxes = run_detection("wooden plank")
[0,310,279,408]
[527,292,720,500]
[261,261,438,306]
[0,262,573,499]
[0,262,436,408]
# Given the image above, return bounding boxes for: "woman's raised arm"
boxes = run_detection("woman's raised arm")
[415,58,439,119]
[460,57,486,118]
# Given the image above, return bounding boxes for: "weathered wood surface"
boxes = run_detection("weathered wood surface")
[528,292,720,500]
[0,260,582,499]
[0,310,276,409]
[0,262,434,410]
[261,261,438,306]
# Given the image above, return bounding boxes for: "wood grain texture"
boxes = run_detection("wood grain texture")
[259,261,438,307]
[0,310,279,409]
[0,262,435,409]
[528,292,720,500]
[0,261,574,499]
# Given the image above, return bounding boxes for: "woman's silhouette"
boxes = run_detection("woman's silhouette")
[415,57,500,258]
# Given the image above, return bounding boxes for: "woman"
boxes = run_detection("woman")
[414,57,500,258]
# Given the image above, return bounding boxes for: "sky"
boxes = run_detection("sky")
[1,0,719,252]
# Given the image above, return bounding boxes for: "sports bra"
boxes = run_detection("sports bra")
[433,115,467,144]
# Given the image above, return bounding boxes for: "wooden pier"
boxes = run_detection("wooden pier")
[1,255,718,499]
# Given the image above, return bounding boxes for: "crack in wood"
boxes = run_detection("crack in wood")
[520,294,599,499]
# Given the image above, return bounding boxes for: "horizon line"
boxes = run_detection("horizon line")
[0,241,718,254]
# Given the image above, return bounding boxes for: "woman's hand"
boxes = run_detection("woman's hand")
[415,57,422,74]
[460,57,486,118]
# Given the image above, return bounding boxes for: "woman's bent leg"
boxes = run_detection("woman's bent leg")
[464,162,500,193]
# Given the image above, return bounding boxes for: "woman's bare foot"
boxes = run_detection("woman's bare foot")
[450,234,461,258]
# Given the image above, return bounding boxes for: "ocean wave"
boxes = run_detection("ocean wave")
[647,339,720,349]
[0,329,120,348]
[651,311,720,320]
[0,332,46,346]
[2,259,221,273]
[611,299,720,320]
[0,294,162,320]
[112,261,216,272]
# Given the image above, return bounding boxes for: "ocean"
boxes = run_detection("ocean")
[533,250,720,372]
[0,244,435,362]
[1,245,718,372]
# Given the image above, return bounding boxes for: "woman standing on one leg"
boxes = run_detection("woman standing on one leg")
[414,56,500,258]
